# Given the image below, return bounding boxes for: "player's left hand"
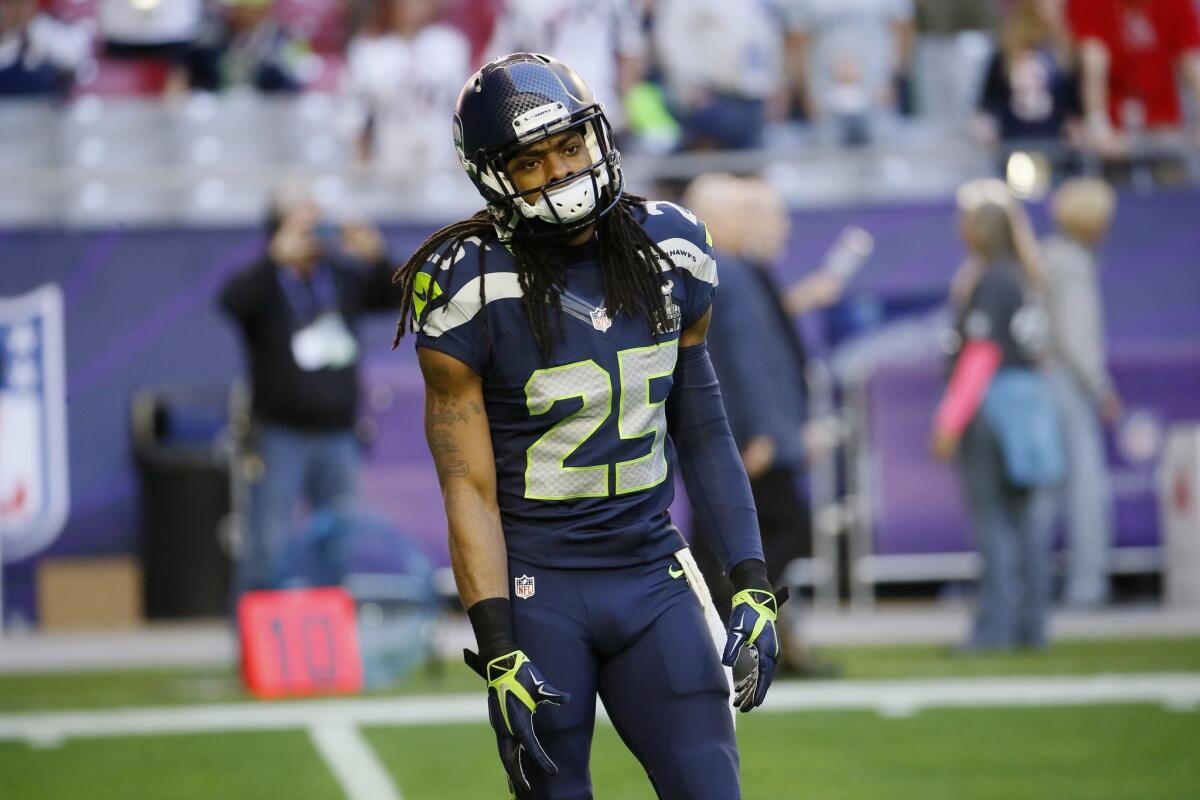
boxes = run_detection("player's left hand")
[722,586,789,712]
[464,648,568,792]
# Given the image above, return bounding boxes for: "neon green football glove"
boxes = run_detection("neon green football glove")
[722,586,789,712]
[464,648,569,792]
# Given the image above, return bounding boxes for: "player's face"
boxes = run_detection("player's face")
[505,130,591,203]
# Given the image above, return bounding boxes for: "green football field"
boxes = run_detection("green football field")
[1,637,1197,799]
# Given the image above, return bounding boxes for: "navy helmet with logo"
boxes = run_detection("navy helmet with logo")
[453,52,623,241]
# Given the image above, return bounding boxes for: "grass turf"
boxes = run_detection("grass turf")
[366,704,1200,800]
[1,636,1197,713]
[0,704,1192,799]
[367,705,1200,800]
[0,730,343,800]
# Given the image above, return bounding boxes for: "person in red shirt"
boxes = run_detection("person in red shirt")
[1066,0,1200,154]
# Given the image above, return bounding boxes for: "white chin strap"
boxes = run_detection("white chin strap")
[516,172,598,225]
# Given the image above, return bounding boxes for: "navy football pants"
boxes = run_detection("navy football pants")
[506,552,739,800]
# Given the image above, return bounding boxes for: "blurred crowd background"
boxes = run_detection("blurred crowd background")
[2,0,1199,224]
[2,0,1200,663]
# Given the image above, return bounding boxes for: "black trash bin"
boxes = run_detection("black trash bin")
[132,387,233,619]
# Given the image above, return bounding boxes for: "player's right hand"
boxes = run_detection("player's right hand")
[464,648,568,792]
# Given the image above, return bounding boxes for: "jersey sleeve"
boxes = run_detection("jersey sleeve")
[642,200,719,330]
[413,237,492,376]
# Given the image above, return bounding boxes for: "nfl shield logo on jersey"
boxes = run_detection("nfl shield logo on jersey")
[590,306,612,333]
[0,285,69,566]
[514,575,535,599]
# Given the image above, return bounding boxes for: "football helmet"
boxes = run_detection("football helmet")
[453,52,624,241]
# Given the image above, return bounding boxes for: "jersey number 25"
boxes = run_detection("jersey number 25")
[524,342,676,500]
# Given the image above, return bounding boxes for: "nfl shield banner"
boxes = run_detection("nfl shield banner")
[589,307,612,333]
[0,285,69,565]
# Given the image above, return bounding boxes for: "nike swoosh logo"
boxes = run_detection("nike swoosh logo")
[414,289,428,302]
[668,565,684,579]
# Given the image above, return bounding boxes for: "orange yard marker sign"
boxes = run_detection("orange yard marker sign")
[238,587,363,699]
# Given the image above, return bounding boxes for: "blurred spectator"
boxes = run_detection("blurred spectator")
[343,0,469,169]
[973,0,1081,146]
[1042,177,1120,606]
[484,0,645,136]
[653,0,786,150]
[0,0,93,98]
[218,182,404,597]
[785,0,915,146]
[683,174,848,676]
[933,179,1060,652]
[912,0,998,128]
[1068,0,1200,157]
[99,0,201,58]
[184,0,307,93]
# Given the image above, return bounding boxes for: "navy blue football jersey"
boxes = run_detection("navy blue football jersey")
[414,201,718,568]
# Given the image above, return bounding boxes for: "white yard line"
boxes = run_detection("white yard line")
[309,723,404,800]
[1,673,1197,747]
[764,674,1200,718]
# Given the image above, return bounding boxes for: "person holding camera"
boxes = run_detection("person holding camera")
[218,183,403,599]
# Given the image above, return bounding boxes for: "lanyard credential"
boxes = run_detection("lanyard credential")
[276,263,339,324]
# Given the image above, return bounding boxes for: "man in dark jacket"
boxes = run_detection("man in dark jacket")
[219,184,403,596]
[684,174,862,676]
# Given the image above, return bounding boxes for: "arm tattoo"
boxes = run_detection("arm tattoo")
[427,396,472,480]
[429,409,468,427]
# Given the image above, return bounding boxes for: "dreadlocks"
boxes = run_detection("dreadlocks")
[392,194,676,363]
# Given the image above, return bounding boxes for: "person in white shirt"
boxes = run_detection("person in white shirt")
[484,0,646,135]
[343,0,470,170]
[99,0,201,54]
[1041,178,1121,607]
[0,0,93,98]
[653,0,787,149]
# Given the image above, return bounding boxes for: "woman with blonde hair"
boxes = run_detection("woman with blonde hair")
[973,0,1081,145]
[933,179,1062,652]
[1042,177,1120,606]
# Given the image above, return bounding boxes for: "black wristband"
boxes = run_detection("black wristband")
[467,597,518,665]
[730,559,772,592]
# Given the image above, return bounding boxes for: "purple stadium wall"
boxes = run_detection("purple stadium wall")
[2,189,1198,621]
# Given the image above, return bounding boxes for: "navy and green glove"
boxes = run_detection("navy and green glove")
[723,585,789,712]
[464,648,568,792]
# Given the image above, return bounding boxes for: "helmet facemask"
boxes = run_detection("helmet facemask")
[459,105,623,242]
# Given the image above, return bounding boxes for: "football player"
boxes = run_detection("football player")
[391,53,786,799]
